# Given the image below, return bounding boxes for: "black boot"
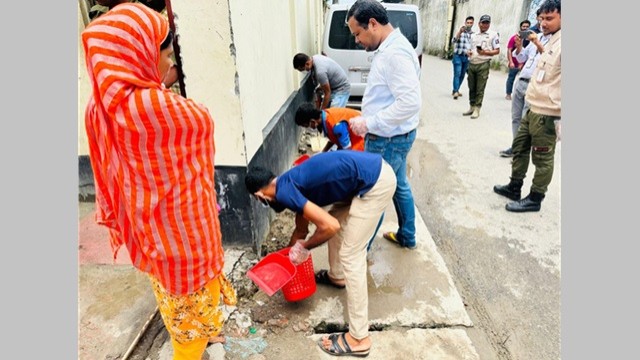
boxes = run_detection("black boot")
[493,178,523,200]
[505,191,545,212]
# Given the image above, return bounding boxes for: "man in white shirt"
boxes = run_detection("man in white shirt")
[499,28,552,157]
[348,0,421,252]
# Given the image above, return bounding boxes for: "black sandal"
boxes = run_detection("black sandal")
[314,269,346,289]
[317,332,370,357]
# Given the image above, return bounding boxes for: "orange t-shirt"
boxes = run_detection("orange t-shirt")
[323,108,364,151]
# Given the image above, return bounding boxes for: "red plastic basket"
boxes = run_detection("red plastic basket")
[292,154,310,167]
[277,247,317,302]
[247,252,296,296]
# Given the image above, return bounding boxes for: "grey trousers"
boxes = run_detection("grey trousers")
[510,77,531,138]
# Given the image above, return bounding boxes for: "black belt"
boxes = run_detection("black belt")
[520,78,530,83]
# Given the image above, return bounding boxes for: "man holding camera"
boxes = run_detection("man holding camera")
[463,14,500,119]
[451,16,474,100]
[493,0,561,213]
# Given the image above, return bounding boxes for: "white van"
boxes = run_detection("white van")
[321,1,423,102]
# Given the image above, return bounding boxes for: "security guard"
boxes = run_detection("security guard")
[463,14,500,119]
[493,0,562,212]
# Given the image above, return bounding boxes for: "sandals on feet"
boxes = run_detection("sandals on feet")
[315,269,345,289]
[383,232,416,250]
[318,332,370,357]
[208,335,226,344]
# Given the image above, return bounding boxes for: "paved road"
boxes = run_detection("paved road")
[409,55,561,360]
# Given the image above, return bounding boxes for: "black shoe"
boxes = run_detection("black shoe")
[505,192,545,212]
[493,178,523,201]
[499,147,514,158]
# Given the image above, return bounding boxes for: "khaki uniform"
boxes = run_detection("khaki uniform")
[511,30,561,194]
[466,30,500,108]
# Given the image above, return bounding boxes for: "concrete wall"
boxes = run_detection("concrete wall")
[171,0,244,166]
[78,4,91,156]
[404,0,534,69]
[245,76,315,252]
[78,0,324,163]
[405,0,451,56]
[77,1,324,247]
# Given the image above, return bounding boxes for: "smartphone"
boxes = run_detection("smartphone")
[519,30,532,39]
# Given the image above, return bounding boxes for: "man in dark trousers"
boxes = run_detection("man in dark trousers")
[245,150,395,357]
[493,0,561,212]
[463,14,500,119]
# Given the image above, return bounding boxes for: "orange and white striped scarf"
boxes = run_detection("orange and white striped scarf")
[82,3,224,295]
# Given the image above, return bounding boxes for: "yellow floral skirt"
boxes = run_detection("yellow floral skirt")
[148,272,237,348]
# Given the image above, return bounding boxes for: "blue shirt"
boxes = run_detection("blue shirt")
[321,111,351,149]
[275,151,383,213]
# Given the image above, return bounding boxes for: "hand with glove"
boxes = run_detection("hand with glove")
[349,116,369,137]
[554,119,561,142]
[288,240,310,265]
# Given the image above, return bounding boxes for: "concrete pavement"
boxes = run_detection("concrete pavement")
[78,54,536,359]
[79,202,479,359]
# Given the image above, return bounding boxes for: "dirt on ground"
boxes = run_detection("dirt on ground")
[129,141,317,359]
[260,210,296,256]
[128,209,302,359]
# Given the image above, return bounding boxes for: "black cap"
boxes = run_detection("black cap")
[480,15,491,23]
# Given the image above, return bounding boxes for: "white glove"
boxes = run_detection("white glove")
[554,120,561,142]
[288,241,310,266]
[349,116,368,137]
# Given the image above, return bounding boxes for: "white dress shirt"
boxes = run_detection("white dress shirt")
[514,33,551,80]
[362,29,421,137]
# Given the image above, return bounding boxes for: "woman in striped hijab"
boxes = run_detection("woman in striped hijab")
[81,3,236,359]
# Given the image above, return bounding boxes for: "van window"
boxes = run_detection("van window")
[327,10,419,50]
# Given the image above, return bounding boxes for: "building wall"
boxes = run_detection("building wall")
[406,0,451,56]
[77,1,324,248]
[78,4,91,157]
[171,0,244,166]
[405,0,533,69]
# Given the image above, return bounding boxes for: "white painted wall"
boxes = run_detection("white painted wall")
[171,0,245,166]
[227,0,323,160]
[78,1,325,163]
[293,0,323,89]
[78,3,91,156]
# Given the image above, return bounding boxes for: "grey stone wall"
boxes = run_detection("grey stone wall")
[405,0,538,70]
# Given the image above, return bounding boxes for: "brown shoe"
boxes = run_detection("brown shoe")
[462,106,475,116]
[456,92,463,97]
[453,92,459,99]
[505,94,512,100]
[470,107,480,119]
